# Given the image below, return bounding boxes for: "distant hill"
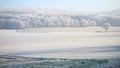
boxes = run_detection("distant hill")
[0,8,120,29]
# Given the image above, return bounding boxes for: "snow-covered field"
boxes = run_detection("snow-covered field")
[0,27,120,59]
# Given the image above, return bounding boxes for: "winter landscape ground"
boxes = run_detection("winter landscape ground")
[0,27,120,68]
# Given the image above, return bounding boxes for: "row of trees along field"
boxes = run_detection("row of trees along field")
[0,8,120,29]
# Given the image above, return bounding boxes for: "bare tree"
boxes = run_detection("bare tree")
[103,23,111,32]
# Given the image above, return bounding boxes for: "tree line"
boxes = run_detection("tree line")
[0,8,120,29]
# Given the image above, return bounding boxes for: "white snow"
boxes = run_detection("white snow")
[0,27,120,58]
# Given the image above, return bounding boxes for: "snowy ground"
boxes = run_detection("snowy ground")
[0,27,120,59]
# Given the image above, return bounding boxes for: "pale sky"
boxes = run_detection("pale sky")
[0,0,120,12]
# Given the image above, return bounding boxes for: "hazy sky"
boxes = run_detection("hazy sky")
[0,0,120,11]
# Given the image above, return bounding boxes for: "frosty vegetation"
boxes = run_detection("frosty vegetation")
[0,8,120,29]
[0,55,120,68]
[103,23,111,32]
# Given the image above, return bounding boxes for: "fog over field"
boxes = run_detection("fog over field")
[0,27,120,59]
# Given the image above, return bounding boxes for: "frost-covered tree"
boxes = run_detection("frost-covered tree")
[88,20,96,26]
[0,8,120,29]
[80,19,89,27]
[102,23,111,32]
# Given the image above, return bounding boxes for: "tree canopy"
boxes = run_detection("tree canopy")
[0,8,120,29]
